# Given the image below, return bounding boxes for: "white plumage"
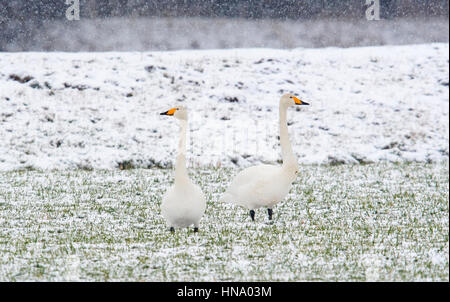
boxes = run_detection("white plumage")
[220,93,309,221]
[160,106,206,232]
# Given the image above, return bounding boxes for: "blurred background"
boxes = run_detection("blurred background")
[0,0,448,51]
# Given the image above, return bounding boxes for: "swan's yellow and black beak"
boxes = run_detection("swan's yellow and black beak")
[160,108,177,116]
[293,96,309,106]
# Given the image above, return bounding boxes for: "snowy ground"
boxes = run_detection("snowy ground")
[1,42,448,282]
[0,43,448,170]
[0,162,448,281]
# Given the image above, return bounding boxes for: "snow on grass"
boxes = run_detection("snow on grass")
[0,43,449,170]
[0,162,448,281]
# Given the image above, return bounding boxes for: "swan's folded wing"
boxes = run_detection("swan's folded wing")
[219,164,280,204]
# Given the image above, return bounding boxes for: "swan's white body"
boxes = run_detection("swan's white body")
[220,163,298,210]
[160,108,206,229]
[220,94,306,212]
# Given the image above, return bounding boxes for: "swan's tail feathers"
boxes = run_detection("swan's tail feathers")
[219,192,234,204]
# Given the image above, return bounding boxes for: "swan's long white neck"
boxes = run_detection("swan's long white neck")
[175,119,189,184]
[279,103,297,167]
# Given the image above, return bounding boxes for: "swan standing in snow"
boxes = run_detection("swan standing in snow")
[160,106,206,232]
[220,94,309,221]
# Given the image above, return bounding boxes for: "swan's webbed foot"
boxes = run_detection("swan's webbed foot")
[193,227,199,232]
[169,227,175,233]
[250,210,255,221]
[268,208,273,220]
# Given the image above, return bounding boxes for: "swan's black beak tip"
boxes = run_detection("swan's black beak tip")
[160,108,177,116]
[293,97,310,106]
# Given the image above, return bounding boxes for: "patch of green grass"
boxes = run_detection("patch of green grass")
[0,162,448,281]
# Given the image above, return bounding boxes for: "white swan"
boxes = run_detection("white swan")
[220,93,309,221]
[160,106,206,232]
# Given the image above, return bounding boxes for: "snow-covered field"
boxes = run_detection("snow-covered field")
[0,43,448,282]
[0,43,448,170]
[0,162,448,281]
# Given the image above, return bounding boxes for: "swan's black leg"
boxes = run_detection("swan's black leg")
[170,227,175,233]
[250,210,255,221]
[268,208,273,220]
[194,227,199,232]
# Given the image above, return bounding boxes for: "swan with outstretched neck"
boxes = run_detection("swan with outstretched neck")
[220,93,309,221]
[160,106,206,232]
